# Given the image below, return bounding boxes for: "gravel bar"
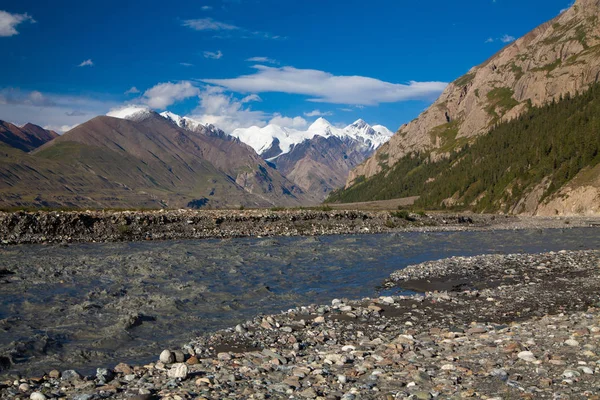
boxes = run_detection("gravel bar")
[3,249,600,399]
[1,209,599,245]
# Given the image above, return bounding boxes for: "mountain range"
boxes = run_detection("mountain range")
[0,109,312,209]
[230,118,393,200]
[0,121,58,152]
[333,0,600,215]
[0,106,392,209]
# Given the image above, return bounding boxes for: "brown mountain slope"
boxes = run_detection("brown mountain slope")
[29,113,310,209]
[0,121,58,152]
[349,0,600,186]
[0,143,165,209]
[275,136,375,201]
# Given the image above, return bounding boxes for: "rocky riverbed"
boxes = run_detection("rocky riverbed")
[3,249,600,399]
[1,209,599,245]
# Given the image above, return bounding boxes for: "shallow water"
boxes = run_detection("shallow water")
[1,227,599,376]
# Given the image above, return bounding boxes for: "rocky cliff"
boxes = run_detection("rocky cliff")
[349,0,600,187]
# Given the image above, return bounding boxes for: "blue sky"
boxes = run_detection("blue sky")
[0,0,573,133]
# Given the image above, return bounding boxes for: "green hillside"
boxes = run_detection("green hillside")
[327,83,600,213]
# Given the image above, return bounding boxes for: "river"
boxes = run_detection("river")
[1,227,599,376]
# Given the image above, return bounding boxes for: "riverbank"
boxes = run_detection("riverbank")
[1,209,599,245]
[2,249,600,399]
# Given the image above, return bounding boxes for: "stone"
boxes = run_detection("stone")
[381,296,395,304]
[19,383,30,392]
[72,395,94,400]
[173,350,186,363]
[114,363,133,375]
[235,324,247,334]
[159,350,175,364]
[517,351,537,362]
[415,392,432,400]
[565,339,580,347]
[562,369,581,378]
[490,369,508,381]
[48,370,60,379]
[579,366,594,374]
[186,355,199,365]
[61,369,82,381]
[167,363,188,379]
[96,368,115,383]
[299,387,318,398]
[30,393,46,400]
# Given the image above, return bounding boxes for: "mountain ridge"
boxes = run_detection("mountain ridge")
[333,0,600,215]
[0,121,58,152]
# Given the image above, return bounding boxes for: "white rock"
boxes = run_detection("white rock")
[159,349,175,364]
[562,369,581,378]
[578,366,594,375]
[167,363,189,379]
[19,383,30,392]
[565,339,580,347]
[381,296,395,304]
[517,351,537,362]
[30,393,47,400]
[441,364,456,371]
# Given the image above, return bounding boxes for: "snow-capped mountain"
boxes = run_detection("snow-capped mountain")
[231,117,394,160]
[106,105,154,121]
[107,107,228,139]
[106,107,395,201]
[237,118,395,201]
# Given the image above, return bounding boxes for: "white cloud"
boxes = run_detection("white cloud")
[180,62,194,67]
[187,86,267,133]
[241,94,261,103]
[182,18,238,31]
[143,81,200,109]
[0,88,117,132]
[201,5,213,10]
[183,17,282,40]
[0,10,35,37]
[339,108,353,112]
[246,56,278,64]
[269,114,308,130]
[124,86,140,95]
[78,59,94,67]
[304,109,333,117]
[500,34,515,43]
[485,37,494,43]
[203,50,223,59]
[44,124,79,133]
[203,66,447,106]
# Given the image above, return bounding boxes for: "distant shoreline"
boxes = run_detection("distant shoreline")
[0,209,598,245]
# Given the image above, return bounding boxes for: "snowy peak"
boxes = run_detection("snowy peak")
[106,106,154,122]
[231,118,394,159]
[350,119,369,129]
[160,111,206,132]
[372,125,394,138]
[309,117,333,131]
